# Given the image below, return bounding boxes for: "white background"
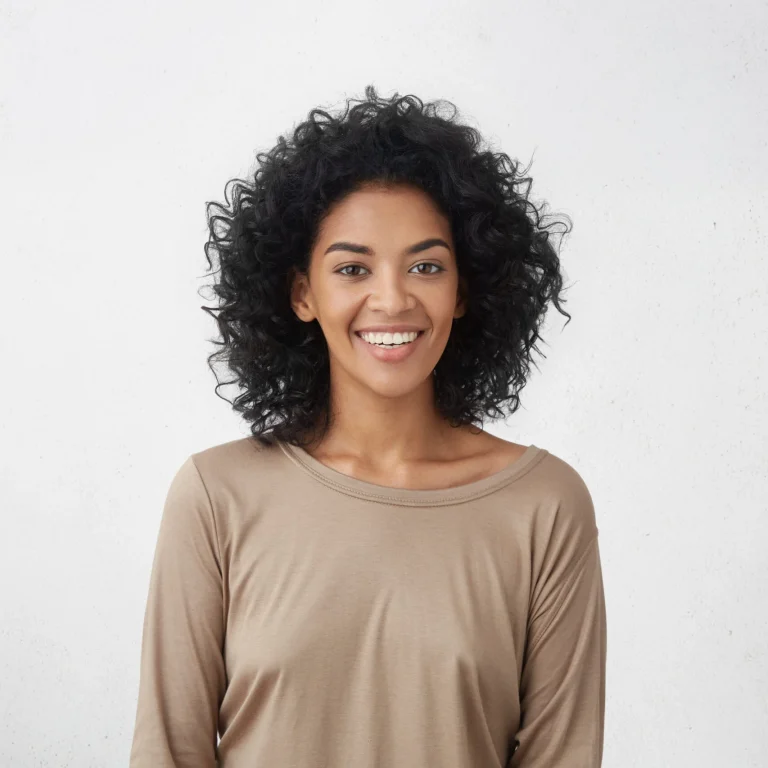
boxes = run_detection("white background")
[1,0,766,765]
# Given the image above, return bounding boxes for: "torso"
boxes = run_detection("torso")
[304,428,529,491]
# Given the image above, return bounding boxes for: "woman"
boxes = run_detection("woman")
[129,86,607,767]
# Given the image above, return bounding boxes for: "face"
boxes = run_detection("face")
[290,182,467,400]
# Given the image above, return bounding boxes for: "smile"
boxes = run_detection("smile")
[353,330,427,363]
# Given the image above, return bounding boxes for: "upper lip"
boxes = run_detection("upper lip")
[355,325,427,334]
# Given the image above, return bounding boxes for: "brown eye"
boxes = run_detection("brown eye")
[411,263,443,274]
[337,265,368,277]
[336,262,443,277]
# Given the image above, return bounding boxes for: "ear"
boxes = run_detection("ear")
[289,266,317,323]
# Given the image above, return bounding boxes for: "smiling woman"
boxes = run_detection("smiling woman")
[129,85,606,768]
[195,85,574,452]
[289,181,466,392]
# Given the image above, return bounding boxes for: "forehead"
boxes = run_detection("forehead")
[316,183,451,239]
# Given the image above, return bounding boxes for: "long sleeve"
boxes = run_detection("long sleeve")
[507,459,608,768]
[129,456,227,768]
[509,531,607,767]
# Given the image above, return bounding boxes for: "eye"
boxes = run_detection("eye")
[335,262,444,277]
[337,264,367,277]
[411,262,443,275]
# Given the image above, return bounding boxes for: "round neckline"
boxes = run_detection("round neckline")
[277,439,547,506]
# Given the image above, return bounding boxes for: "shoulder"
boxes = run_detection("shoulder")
[512,448,602,611]
[479,433,593,513]
[525,447,600,564]
[182,435,287,501]
[191,434,275,470]
[152,437,286,535]
[534,449,595,514]
[156,437,281,504]
[189,437,280,479]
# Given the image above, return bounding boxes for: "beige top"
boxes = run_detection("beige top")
[129,436,606,767]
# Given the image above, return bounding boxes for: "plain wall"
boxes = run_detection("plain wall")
[1,0,766,765]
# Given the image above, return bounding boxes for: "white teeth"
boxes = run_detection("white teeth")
[359,331,421,346]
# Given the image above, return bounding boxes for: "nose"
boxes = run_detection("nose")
[367,268,417,314]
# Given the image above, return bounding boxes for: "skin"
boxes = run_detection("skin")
[289,181,527,490]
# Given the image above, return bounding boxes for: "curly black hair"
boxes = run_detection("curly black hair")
[200,85,573,449]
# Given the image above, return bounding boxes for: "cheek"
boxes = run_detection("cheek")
[430,296,461,328]
[324,304,359,339]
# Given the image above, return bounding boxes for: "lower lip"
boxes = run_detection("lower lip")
[353,330,427,363]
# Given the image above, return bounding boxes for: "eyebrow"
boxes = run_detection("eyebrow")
[323,237,452,257]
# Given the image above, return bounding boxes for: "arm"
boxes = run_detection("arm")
[509,533,607,766]
[129,456,227,767]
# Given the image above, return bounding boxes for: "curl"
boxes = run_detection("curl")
[199,85,572,448]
